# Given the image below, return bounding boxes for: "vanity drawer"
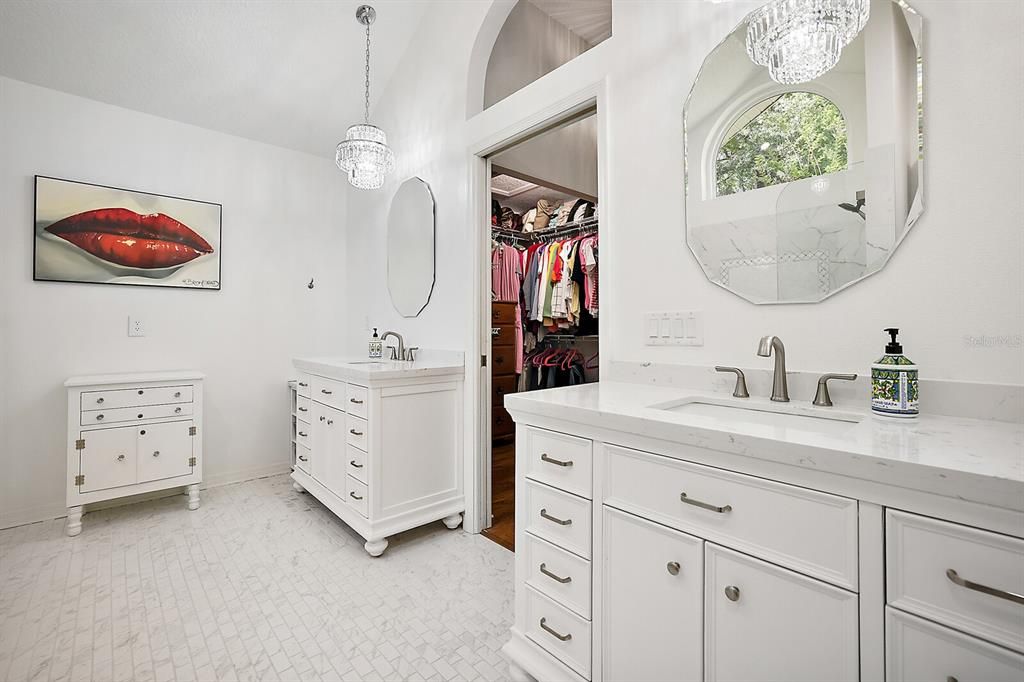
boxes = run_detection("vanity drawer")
[345,475,368,517]
[887,510,1024,652]
[346,415,368,451]
[81,402,192,426]
[523,533,591,619]
[346,444,367,484]
[492,345,516,375]
[295,396,312,423]
[82,385,192,411]
[311,376,346,411]
[524,480,591,560]
[524,586,592,679]
[295,445,311,474]
[295,423,311,449]
[523,426,592,499]
[296,376,311,398]
[346,384,368,419]
[604,444,859,590]
[887,607,1024,682]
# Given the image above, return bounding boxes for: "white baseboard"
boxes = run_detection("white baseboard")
[0,462,292,531]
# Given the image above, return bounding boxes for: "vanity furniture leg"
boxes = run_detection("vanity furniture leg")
[65,506,83,537]
[187,484,201,510]
[292,480,306,493]
[364,538,389,557]
[442,512,463,530]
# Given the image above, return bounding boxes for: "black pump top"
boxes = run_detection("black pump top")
[884,328,903,354]
[372,327,379,338]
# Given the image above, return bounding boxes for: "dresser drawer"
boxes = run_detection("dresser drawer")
[492,345,516,375]
[524,480,591,560]
[523,533,592,619]
[346,415,368,451]
[296,376,311,398]
[492,375,517,407]
[493,407,515,439]
[81,402,193,426]
[604,444,858,590]
[82,385,192,411]
[295,445,311,474]
[523,426,592,499]
[295,423,311,449]
[887,607,1024,682]
[346,444,367,484]
[492,324,515,347]
[887,510,1024,652]
[345,475,368,517]
[492,302,517,325]
[296,396,312,423]
[311,376,346,410]
[524,586,592,679]
[346,384,368,419]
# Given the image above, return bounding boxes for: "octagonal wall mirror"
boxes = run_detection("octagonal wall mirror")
[387,177,436,317]
[684,0,924,304]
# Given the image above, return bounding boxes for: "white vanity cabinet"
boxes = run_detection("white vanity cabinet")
[502,412,1024,682]
[64,371,204,536]
[291,356,465,557]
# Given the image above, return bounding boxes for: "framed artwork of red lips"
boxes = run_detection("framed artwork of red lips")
[34,176,222,290]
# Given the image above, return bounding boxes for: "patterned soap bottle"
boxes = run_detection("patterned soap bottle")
[871,328,919,418]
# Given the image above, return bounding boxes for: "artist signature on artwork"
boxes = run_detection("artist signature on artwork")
[181,279,220,288]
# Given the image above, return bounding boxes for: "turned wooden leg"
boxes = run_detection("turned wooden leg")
[442,512,463,530]
[292,480,306,493]
[364,538,389,557]
[65,506,83,537]
[187,484,201,511]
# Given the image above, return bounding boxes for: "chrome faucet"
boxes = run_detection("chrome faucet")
[380,331,405,361]
[757,335,789,402]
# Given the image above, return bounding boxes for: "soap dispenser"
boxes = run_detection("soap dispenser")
[871,328,919,418]
[368,328,383,359]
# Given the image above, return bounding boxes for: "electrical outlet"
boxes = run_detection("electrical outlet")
[128,316,145,337]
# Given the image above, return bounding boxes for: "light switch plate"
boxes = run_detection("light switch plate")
[644,311,703,346]
[128,316,145,337]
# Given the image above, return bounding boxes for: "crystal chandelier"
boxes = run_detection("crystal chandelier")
[335,5,395,190]
[746,0,870,85]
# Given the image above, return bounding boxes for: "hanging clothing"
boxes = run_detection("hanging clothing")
[491,242,524,374]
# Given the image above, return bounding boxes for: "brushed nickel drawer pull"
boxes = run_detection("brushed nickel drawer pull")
[117,454,125,462]
[349,491,363,501]
[349,398,364,405]
[540,508,572,526]
[137,413,144,419]
[540,453,573,467]
[667,561,681,576]
[298,431,308,437]
[947,677,958,682]
[298,407,308,412]
[680,492,732,514]
[946,568,1024,605]
[96,414,105,420]
[725,585,741,601]
[152,451,160,457]
[350,460,364,468]
[349,429,363,436]
[298,382,308,387]
[175,407,182,414]
[539,563,571,584]
[174,391,181,398]
[321,389,333,395]
[96,397,104,404]
[539,618,572,642]
[298,455,307,462]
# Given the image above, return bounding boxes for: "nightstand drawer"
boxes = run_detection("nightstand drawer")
[81,402,192,426]
[82,385,192,411]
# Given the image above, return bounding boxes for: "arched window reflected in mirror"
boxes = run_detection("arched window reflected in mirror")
[716,92,849,197]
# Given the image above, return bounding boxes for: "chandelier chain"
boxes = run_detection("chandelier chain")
[363,19,371,123]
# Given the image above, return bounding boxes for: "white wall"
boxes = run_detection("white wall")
[346,0,1022,387]
[0,77,348,528]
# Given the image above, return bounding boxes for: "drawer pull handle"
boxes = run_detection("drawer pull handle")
[349,491,363,501]
[152,451,160,458]
[946,568,1024,605]
[298,407,308,412]
[140,430,146,435]
[117,454,126,462]
[667,561,681,576]
[539,618,572,642]
[96,414,105,420]
[299,382,308,387]
[298,455,308,462]
[539,563,571,584]
[539,508,571,526]
[947,678,958,682]
[298,431,308,437]
[349,398,364,405]
[137,413,144,419]
[540,453,573,467]
[138,390,144,395]
[680,492,732,514]
[349,429,363,436]
[175,407,182,414]
[725,585,741,602]
[321,389,333,395]
[174,391,181,398]
[96,397,104,404]
[350,460,364,468]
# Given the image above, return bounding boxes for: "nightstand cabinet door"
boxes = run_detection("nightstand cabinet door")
[79,426,137,492]
[137,421,194,484]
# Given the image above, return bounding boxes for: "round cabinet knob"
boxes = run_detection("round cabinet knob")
[152,451,160,457]
[96,397,104,404]
[319,416,326,422]
[175,407,182,414]
[327,419,334,425]
[117,454,125,462]
[724,585,741,602]
[140,430,146,436]
[96,414,104,421]
[667,561,681,576]
[174,392,181,398]
[138,390,144,395]
[137,413,144,419]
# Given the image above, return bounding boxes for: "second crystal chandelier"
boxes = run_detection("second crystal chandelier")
[746,0,871,85]
[335,5,395,190]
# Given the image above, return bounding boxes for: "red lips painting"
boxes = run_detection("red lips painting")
[34,176,222,289]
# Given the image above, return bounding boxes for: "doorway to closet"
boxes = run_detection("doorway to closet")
[482,111,600,551]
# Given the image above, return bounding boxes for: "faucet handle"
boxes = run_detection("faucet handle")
[812,373,858,407]
[387,345,398,361]
[404,347,419,362]
[715,366,750,398]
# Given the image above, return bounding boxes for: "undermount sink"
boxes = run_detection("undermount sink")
[654,398,863,435]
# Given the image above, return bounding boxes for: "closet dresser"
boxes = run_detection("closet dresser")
[492,301,518,441]
[64,371,204,536]
[502,382,1024,682]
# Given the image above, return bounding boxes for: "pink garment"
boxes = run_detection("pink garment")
[491,243,525,373]
[580,236,599,316]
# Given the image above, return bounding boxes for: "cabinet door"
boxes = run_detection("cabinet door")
[136,422,194,483]
[79,426,137,492]
[705,543,859,682]
[311,402,328,484]
[322,406,348,497]
[603,507,703,682]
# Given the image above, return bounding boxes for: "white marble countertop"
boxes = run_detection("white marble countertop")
[505,382,1024,512]
[294,351,464,382]
[65,370,205,387]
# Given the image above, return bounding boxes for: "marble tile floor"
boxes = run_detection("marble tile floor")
[0,475,515,682]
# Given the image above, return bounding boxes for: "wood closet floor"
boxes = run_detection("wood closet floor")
[482,441,515,551]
